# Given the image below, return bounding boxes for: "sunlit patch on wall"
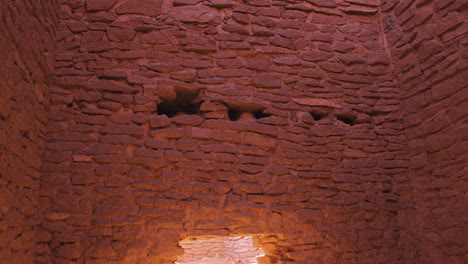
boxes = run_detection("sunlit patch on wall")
[176,236,267,264]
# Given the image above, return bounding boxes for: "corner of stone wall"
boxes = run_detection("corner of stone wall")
[0,0,60,262]
[380,0,468,263]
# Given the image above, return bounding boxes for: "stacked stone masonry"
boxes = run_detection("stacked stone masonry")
[0,0,60,263]
[0,0,466,263]
[382,0,467,263]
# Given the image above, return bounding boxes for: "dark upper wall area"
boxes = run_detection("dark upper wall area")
[0,0,59,262]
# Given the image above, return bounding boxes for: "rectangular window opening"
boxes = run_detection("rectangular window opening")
[176,235,269,264]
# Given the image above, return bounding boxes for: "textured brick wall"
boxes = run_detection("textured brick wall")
[0,0,59,262]
[40,0,409,263]
[1,0,464,263]
[382,0,467,263]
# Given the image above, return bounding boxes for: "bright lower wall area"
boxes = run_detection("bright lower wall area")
[177,236,270,264]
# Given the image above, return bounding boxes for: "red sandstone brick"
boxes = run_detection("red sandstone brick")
[84,239,117,258]
[210,0,234,8]
[344,149,368,158]
[105,175,130,187]
[169,5,221,23]
[132,157,168,169]
[72,174,99,185]
[215,58,244,69]
[172,115,204,126]
[56,243,81,259]
[214,153,239,163]
[265,183,287,195]
[270,36,294,49]
[84,143,124,155]
[115,0,162,16]
[175,139,198,152]
[319,61,346,73]
[174,181,211,193]
[184,43,218,53]
[245,59,270,71]
[134,148,163,159]
[222,24,250,35]
[70,162,95,173]
[170,69,197,82]
[249,0,271,6]
[244,122,278,136]
[86,79,139,94]
[252,27,275,37]
[86,0,118,11]
[306,0,337,7]
[301,50,333,62]
[107,27,135,42]
[99,125,145,137]
[200,143,236,153]
[213,181,233,194]
[165,150,184,161]
[102,92,133,104]
[132,180,169,191]
[149,115,171,128]
[176,160,215,171]
[253,74,282,88]
[240,164,264,174]
[45,142,86,151]
[151,128,189,138]
[240,156,268,165]
[216,68,252,77]
[144,138,173,149]
[95,164,128,175]
[184,170,213,181]
[127,168,152,179]
[174,0,203,5]
[308,32,334,43]
[147,63,181,73]
[43,151,72,163]
[184,150,214,160]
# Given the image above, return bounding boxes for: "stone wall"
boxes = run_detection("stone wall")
[1,0,465,263]
[39,0,408,263]
[0,0,59,262]
[382,0,467,263]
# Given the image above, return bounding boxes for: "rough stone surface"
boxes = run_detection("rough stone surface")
[383,0,468,263]
[0,0,466,263]
[0,0,59,263]
[40,1,408,263]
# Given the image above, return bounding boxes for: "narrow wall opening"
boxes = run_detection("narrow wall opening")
[176,236,271,264]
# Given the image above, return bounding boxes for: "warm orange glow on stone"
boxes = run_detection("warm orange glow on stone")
[0,0,465,263]
[177,236,263,264]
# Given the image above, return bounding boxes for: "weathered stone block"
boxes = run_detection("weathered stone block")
[86,0,118,11]
[115,0,163,16]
